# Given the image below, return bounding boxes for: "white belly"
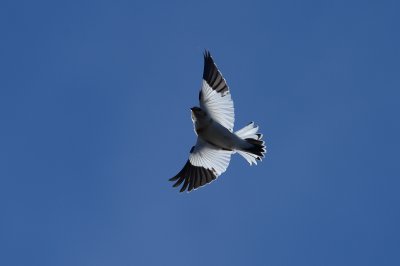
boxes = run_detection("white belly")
[198,121,242,150]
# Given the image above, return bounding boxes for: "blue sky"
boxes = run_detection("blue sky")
[1,0,399,265]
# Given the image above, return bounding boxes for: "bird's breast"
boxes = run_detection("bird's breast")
[197,121,237,150]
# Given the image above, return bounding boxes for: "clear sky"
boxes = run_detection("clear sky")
[1,0,399,265]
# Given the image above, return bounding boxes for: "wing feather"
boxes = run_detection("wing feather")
[200,51,235,131]
[169,138,232,192]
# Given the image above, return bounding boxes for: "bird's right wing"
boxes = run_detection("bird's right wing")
[169,138,232,192]
[199,51,235,131]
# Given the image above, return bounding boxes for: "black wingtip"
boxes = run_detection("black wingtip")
[203,50,212,65]
[170,160,217,193]
[202,50,229,94]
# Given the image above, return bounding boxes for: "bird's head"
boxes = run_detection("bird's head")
[190,107,207,122]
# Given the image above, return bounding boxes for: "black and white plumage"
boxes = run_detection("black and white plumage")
[169,51,266,192]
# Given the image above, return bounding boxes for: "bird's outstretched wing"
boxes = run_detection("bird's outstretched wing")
[199,51,235,131]
[169,138,232,192]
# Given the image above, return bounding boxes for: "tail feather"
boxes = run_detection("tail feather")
[237,150,259,165]
[244,138,265,157]
[235,122,260,139]
[235,122,266,165]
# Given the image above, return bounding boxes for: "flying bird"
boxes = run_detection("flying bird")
[169,51,266,192]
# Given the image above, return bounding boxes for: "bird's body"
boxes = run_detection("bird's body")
[198,120,237,151]
[170,51,267,192]
[192,110,246,151]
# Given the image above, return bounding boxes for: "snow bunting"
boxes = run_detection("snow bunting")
[169,51,266,192]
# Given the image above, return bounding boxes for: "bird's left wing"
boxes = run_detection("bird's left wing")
[169,138,232,192]
[199,51,235,131]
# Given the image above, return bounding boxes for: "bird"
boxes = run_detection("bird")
[169,51,266,192]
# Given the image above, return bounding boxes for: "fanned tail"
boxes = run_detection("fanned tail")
[235,122,266,165]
